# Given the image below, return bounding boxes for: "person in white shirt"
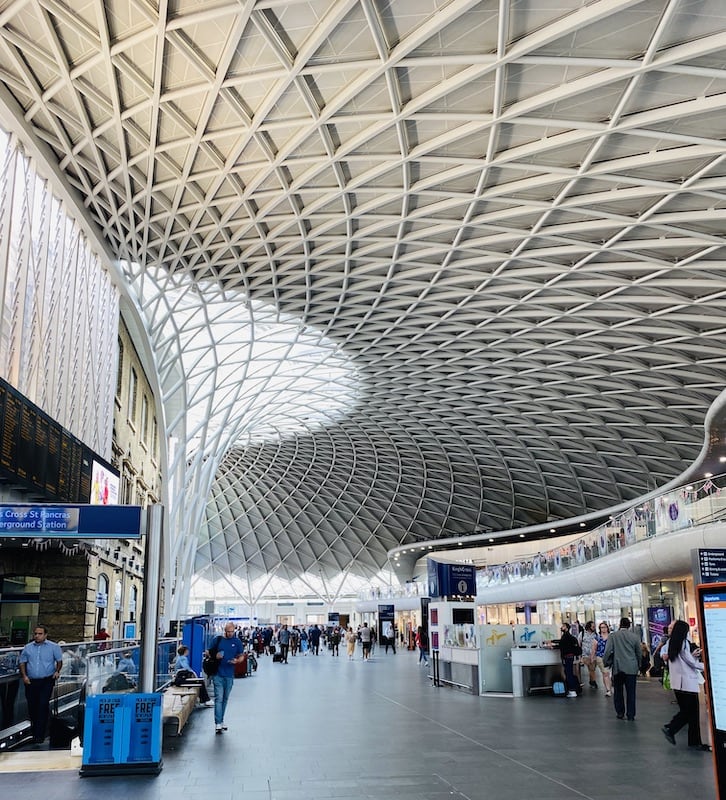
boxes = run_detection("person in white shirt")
[660,620,710,751]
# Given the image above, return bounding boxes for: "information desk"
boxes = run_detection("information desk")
[510,647,562,697]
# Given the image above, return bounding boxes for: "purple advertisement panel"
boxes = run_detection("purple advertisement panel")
[647,606,673,652]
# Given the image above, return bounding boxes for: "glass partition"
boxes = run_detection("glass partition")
[0,637,178,748]
[476,474,726,592]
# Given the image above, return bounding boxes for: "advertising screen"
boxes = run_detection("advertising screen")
[90,460,120,505]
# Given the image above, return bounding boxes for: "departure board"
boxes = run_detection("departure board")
[0,376,117,503]
[0,384,21,472]
[45,423,60,495]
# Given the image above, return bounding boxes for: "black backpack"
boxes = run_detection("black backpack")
[173,669,196,686]
[102,671,136,692]
[202,636,222,676]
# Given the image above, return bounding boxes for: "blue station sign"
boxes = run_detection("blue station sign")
[0,504,142,539]
[427,558,476,598]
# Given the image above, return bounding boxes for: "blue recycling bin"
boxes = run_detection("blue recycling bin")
[80,692,163,776]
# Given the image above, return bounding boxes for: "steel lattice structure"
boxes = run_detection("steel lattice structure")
[0,1,725,611]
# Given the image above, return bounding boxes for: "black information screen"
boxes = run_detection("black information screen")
[0,376,117,503]
[697,550,726,585]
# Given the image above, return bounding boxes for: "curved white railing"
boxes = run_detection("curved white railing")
[476,474,726,592]
[359,474,726,601]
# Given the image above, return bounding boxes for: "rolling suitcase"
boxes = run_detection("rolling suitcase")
[234,653,248,678]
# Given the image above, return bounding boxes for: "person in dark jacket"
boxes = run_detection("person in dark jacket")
[558,622,581,698]
[309,625,321,655]
[603,617,642,721]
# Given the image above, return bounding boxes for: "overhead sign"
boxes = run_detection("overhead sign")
[0,504,142,539]
[692,548,726,585]
[427,559,476,598]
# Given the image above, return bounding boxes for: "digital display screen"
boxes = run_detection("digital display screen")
[699,585,726,731]
[0,376,118,504]
[452,607,474,625]
[90,460,119,505]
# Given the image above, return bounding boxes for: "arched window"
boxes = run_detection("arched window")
[96,574,110,632]
[114,579,122,622]
[115,337,124,398]
[129,585,138,622]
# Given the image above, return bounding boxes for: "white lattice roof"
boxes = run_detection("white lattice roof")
[1,1,726,604]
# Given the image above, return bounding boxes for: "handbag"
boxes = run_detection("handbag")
[662,669,671,691]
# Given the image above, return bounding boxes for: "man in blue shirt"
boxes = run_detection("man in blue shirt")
[210,623,244,734]
[19,625,63,743]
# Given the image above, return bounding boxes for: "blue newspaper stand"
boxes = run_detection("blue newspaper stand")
[80,692,163,776]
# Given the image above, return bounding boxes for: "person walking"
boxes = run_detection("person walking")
[345,626,357,660]
[18,625,63,744]
[309,625,321,656]
[558,622,582,698]
[359,622,373,661]
[603,617,642,721]
[580,621,598,689]
[661,620,710,751]
[210,622,245,734]
[594,622,613,697]
[278,624,291,663]
[330,626,341,656]
[416,626,429,666]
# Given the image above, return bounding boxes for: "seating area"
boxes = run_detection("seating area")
[161,685,200,736]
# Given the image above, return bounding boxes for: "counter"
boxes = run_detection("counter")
[510,647,562,697]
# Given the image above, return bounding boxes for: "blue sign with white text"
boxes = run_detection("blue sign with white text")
[81,693,162,776]
[427,559,476,598]
[0,504,142,539]
[0,505,79,535]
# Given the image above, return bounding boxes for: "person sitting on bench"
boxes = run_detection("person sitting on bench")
[174,645,212,705]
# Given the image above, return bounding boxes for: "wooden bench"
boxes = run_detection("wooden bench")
[162,685,200,736]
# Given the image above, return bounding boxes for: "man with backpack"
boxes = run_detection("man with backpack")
[207,622,245,734]
[558,622,582,698]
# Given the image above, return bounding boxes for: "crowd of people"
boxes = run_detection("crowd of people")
[553,616,711,752]
[211,621,401,662]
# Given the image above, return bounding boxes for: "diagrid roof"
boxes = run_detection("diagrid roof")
[1,0,726,603]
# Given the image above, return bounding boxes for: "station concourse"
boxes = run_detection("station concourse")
[0,647,716,800]
[0,3,725,796]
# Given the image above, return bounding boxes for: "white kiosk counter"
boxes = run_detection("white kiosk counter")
[510,647,562,697]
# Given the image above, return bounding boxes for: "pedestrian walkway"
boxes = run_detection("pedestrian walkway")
[0,647,716,798]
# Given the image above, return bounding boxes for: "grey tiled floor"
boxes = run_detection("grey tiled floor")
[2,646,717,798]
